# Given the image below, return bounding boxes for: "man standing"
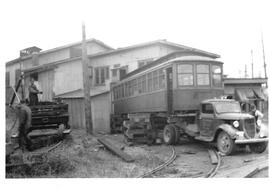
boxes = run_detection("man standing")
[16,101,32,151]
[28,77,42,106]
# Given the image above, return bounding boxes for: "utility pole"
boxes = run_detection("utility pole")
[261,32,268,87]
[81,22,93,134]
[244,64,248,78]
[251,50,254,78]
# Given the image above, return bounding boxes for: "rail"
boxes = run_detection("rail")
[137,146,177,178]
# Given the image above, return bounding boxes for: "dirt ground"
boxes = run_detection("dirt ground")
[6,129,268,178]
[5,106,269,178]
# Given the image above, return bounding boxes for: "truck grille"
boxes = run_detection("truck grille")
[243,118,256,138]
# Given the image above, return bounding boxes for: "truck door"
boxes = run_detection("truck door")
[199,103,215,137]
[166,67,173,114]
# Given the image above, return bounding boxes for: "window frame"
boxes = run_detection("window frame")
[212,65,222,88]
[94,66,110,85]
[177,64,194,87]
[196,64,210,86]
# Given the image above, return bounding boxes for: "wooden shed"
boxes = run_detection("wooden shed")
[55,89,111,133]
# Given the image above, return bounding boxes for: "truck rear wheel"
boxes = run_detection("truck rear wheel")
[163,125,176,145]
[217,131,235,155]
[249,142,268,153]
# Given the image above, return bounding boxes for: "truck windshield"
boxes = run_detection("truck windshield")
[214,102,241,114]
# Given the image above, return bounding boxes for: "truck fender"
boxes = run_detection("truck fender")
[216,124,238,139]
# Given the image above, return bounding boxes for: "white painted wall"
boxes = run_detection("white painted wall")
[90,44,181,91]
[53,59,83,95]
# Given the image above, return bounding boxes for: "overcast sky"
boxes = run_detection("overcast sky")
[0,0,269,78]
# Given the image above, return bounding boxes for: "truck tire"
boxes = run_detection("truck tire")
[163,125,176,145]
[217,131,235,155]
[249,142,268,153]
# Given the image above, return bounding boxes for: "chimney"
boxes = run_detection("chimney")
[32,52,39,66]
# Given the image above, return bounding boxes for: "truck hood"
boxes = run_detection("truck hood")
[215,113,254,120]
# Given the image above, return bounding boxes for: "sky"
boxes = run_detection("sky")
[0,0,269,78]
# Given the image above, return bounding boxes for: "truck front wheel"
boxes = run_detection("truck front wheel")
[217,131,235,155]
[163,125,176,145]
[249,142,268,153]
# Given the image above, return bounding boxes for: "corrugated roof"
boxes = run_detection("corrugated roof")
[224,78,267,84]
[55,87,109,99]
[6,38,114,66]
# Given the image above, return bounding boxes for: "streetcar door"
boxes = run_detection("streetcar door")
[166,67,173,114]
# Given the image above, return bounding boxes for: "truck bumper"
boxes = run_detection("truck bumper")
[235,137,268,144]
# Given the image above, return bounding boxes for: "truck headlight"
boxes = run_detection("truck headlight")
[233,121,239,128]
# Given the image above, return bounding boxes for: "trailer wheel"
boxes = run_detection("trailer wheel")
[163,125,176,145]
[249,142,268,153]
[217,131,235,155]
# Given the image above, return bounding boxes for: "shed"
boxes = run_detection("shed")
[55,89,111,133]
[223,78,268,112]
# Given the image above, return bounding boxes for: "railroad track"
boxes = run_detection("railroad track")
[204,149,221,178]
[6,140,63,168]
[137,146,222,178]
[138,146,177,178]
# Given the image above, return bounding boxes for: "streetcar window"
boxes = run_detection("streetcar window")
[212,65,222,87]
[137,77,142,94]
[197,64,210,86]
[153,70,159,91]
[177,64,194,86]
[142,75,147,93]
[125,83,128,97]
[147,72,153,92]
[158,69,165,89]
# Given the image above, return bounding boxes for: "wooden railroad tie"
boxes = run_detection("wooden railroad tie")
[97,137,134,163]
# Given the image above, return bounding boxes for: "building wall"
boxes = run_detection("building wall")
[62,98,86,129]
[54,59,83,95]
[6,63,21,87]
[91,92,111,133]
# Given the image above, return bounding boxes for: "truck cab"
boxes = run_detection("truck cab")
[191,99,268,155]
[163,99,268,155]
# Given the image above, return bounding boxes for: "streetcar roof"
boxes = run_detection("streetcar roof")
[114,54,223,86]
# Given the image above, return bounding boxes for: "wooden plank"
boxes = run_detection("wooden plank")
[97,137,134,162]
[208,149,218,164]
[215,160,268,178]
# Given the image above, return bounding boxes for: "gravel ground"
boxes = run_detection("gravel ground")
[6,105,269,178]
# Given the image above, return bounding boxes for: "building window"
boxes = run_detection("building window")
[94,66,110,85]
[212,65,222,87]
[6,72,10,87]
[137,58,154,68]
[112,69,118,77]
[177,64,194,86]
[197,64,210,86]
